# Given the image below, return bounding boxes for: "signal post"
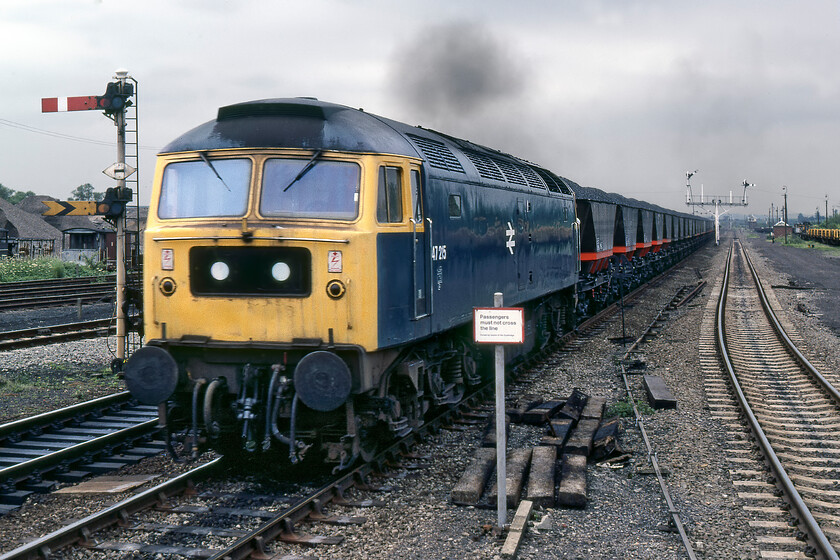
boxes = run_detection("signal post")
[42,69,136,365]
[685,171,750,245]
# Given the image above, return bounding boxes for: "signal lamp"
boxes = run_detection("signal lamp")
[97,81,134,115]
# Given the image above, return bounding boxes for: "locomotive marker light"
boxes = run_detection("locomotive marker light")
[474,296,524,529]
[41,69,136,365]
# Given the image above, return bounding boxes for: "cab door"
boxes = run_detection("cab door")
[410,167,429,319]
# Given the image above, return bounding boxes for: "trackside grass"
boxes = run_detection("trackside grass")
[0,256,108,282]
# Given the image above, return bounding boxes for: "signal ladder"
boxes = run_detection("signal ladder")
[120,78,143,358]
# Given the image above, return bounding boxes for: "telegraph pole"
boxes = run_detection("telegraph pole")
[782,186,788,244]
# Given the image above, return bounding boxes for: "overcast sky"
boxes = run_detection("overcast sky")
[1,0,838,219]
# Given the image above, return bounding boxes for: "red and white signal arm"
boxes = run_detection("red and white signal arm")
[473,307,525,344]
[41,96,100,112]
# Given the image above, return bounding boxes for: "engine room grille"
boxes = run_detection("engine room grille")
[407,134,465,173]
[518,164,548,191]
[534,168,571,195]
[463,150,504,182]
[493,158,527,186]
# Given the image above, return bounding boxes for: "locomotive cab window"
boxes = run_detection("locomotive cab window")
[261,158,360,220]
[411,169,423,223]
[159,158,252,218]
[377,166,403,223]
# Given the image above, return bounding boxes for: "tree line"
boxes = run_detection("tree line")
[0,183,105,204]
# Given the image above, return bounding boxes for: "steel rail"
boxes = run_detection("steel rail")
[0,285,114,298]
[207,460,376,560]
[716,241,838,560]
[0,392,131,441]
[0,418,159,486]
[0,291,115,311]
[0,276,116,292]
[741,246,840,404]
[0,459,222,560]
[207,389,487,560]
[618,287,698,560]
[0,318,115,350]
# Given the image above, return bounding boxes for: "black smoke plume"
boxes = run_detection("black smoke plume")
[390,22,528,122]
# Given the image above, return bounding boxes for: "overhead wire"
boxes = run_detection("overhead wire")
[0,117,160,151]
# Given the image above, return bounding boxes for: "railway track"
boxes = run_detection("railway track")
[0,318,116,350]
[0,390,472,560]
[0,254,701,558]
[0,287,648,558]
[0,276,116,310]
[0,392,163,516]
[709,239,840,559]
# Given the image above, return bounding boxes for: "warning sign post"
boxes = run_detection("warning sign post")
[474,295,524,529]
[474,307,525,344]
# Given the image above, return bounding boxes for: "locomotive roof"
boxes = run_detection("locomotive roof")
[160,97,708,221]
[161,98,422,156]
[161,97,575,196]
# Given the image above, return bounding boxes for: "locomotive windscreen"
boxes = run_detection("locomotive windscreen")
[159,158,252,218]
[260,158,360,220]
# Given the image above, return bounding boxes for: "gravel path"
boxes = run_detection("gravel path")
[0,303,125,423]
[1,233,838,558]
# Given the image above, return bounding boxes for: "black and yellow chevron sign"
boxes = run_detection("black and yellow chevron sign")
[42,200,97,216]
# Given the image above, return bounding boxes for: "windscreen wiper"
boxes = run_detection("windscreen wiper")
[199,151,231,191]
[283,150,323,192]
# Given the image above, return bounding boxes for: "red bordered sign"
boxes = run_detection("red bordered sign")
[473,307,525,344]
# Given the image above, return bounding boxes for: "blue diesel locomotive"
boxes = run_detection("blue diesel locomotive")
[124,98,708,466]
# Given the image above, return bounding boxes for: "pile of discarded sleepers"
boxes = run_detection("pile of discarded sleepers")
[451,389,623,509]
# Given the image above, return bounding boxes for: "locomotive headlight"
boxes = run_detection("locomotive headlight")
[271,261,291,282]
[210,261,230,281]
